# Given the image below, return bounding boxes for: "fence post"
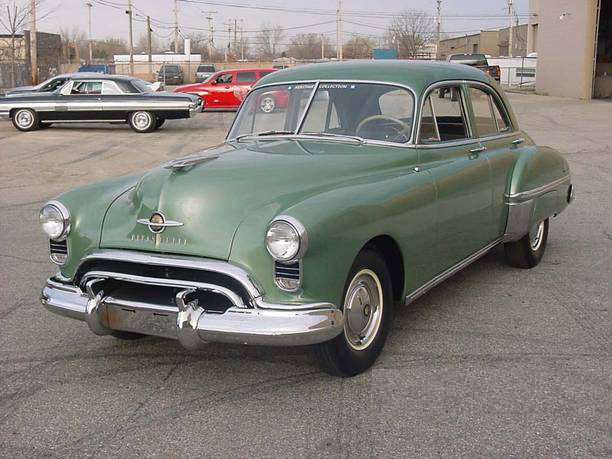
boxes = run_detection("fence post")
[520,57,524,88]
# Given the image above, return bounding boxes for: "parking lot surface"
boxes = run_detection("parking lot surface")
[0,94,610,457]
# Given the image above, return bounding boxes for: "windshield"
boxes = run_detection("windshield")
[228,82,415,144]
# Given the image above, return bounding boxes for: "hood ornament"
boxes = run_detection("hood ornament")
[137,212,183,234]
[165,153,219,170]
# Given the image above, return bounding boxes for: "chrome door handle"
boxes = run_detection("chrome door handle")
[469,146,486,153]
[512,137,525,145]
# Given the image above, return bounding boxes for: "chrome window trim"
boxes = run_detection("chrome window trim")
[415,79,518,149]
[465,83,514,139]
[226,79,418,147]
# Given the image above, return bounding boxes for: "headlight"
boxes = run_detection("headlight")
[40,202,70,241]
[265,216,308,261]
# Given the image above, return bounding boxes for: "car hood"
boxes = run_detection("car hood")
[174,83,206,93]
[4,85,38,95]
[100,139,409,260]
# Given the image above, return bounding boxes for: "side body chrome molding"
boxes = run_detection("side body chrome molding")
[404,237,503,305]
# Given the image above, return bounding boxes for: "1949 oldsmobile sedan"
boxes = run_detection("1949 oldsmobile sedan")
[40,61,573,376]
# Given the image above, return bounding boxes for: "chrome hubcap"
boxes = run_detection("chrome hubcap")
[344,269,383,351]
[529,220,545,251]
[134,112,151,129]
[17,110,33,128]
[260,97,275,113]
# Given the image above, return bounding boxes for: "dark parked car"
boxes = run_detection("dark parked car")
[195,64,216,82]
[78,64,115,74]
[157,64,184,85]
[0,74,202,133]
[448,53,501,82]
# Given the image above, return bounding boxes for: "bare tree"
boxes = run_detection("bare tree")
[0,0,43,86]
[92,37,127,60]
[342,36,375,59]
[135,32,159,54]
[255,23,284,60]
[387,9,435,58]
[59,26,87,63]
[287,33,329,60]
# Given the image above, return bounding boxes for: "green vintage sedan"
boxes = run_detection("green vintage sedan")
[40,61,573,376]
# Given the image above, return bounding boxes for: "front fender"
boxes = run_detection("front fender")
[229,166,436,307]
[49,172,144,278]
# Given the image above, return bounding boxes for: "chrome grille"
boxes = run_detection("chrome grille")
[274,261,300,280]
[49,239,68,255]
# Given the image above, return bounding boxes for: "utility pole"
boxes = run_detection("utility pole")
[240,25,244,60]
[224,21,232,62]
[203,11,217,60]
[321,33,325,59]
[127,0,134,75]
[436,0,442,59]
[507,0,513,57]
[86,3,93,63]
[336,0,343,60]
[29,0,37,84]
[174,0,180,53]
[234,19,238,51]
[147,16,153,79]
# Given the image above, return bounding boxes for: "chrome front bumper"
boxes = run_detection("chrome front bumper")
[41,276,343,348]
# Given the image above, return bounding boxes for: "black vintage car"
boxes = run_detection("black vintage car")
[0,74,202,133]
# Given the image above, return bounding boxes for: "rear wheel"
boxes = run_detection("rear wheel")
[128,111,156,133]
[12,108,39,131]
[312,249,393,377]
[504,218,549,268]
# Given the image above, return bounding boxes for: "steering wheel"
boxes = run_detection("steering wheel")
[355,115,411,143]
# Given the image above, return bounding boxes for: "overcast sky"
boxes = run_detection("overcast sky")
[36,0,530,47]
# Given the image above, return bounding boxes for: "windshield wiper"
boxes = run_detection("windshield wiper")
[235,130,295,142]
[299,132,365,144]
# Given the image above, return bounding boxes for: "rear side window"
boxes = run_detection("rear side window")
[419,86,468,143]
[236,71,256,83]
[102,81,121,95]
[469,86,510,136]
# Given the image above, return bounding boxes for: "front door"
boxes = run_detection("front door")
[417,84,493,273]
[54,80,103,121]
[207,72,235,108]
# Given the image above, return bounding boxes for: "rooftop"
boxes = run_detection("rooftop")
[257,60,491,94]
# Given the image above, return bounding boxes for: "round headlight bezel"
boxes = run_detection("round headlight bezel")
[40,201,71,241]
[265,216,308,262]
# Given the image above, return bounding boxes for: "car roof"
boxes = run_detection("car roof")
[68,74,136,82]
[255,60,491,94]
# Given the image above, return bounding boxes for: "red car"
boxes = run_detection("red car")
[175,68,279,111]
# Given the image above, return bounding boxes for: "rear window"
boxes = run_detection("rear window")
[198,65,215,72]
[449,54,488,66]
[162,65,179,73]
[236,71,257,83]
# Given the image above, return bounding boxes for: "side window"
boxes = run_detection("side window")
[419,86,468,143]
[236,71,256,83]
[216,73,233,84]
[102,81,122,95]
[73,81,102,95]
[469,87,498,137]
[492,99,510,132]
[379,89,413,120]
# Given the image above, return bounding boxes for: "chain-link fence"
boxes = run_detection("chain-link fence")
[489,57,537,91]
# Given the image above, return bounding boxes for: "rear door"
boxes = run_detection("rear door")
[465,83,523,239]
[416,83,493,272]
[99,80,130,121]
[230,70,257,107]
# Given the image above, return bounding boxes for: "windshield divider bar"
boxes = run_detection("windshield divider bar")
[295,81,320,134]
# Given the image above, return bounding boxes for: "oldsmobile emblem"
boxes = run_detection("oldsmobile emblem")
[137,212,183,234]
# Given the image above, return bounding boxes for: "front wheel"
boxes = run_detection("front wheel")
[12,108,39,131]
[129,111,156,133]
[504,218,549,268]
[312,249,393,377]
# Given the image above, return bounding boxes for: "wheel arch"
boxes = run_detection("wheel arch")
[362,235,405,302]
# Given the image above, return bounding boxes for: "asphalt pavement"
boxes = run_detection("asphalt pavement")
[0,93,610,458]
